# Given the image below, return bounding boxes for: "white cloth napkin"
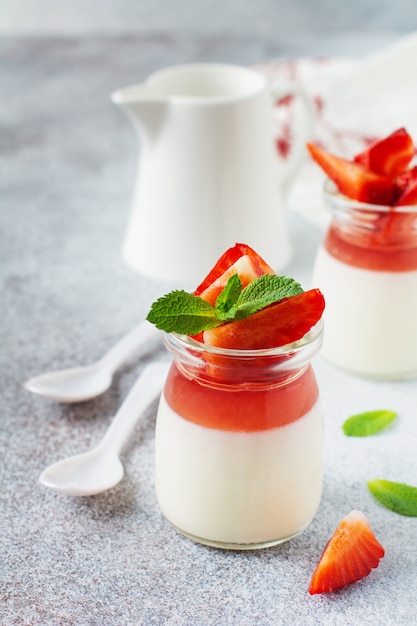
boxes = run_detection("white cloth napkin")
[255,31,417,228]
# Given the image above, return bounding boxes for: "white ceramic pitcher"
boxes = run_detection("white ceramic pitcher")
[112,63,312,284]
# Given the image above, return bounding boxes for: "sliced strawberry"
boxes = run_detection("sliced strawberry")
[394,166,417,206]
[354,128,415,179]
[194,243,275,305]
[395,181,417,206]
[309,510,385,595]
[396,165,417,192]
[307,142,397,205]
[203,288,325,350]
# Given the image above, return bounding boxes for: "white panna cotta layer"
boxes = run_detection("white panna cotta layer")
[314,246,417,378]
[155,394,323,547]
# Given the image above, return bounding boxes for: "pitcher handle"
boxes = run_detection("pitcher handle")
[269,82,314,194]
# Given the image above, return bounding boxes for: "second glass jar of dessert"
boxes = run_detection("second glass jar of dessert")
[154,321,324,550]
[313,181,417,380]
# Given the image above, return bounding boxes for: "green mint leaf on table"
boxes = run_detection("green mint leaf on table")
[368,479,417,517]
[224,274,303,321]
[146,290,219,335]
[342,410,397,437]
[215,274,243,320]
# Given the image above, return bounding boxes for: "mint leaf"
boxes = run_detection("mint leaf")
[146,290,220,335]
[343,410,397,437]
[146,273,305,335]
[215,274,243,320]
[227,274,303,320]
[368,479,417,517]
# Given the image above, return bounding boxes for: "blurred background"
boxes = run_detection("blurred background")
[2,0,417,315]
[2,0,417,298]
[2,0,417,58]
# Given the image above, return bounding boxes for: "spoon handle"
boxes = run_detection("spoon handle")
[100,360,171,455]
[99,320,161,373]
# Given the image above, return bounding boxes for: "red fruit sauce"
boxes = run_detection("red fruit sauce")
[323,189,417,272]
[324,222,417,271]
[163,361,319,433]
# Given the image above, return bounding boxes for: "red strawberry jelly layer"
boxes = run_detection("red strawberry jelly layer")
[163,362,319,432]
[324,219,417,272]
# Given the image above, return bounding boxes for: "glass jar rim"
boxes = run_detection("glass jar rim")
[163,318,324,358]
[323,179,417,214]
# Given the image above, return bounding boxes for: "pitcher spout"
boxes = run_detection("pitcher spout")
[111,85,168,139]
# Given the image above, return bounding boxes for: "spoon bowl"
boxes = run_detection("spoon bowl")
[39,360,170,496]
[26,363,113,403]
[25,321,160,403]
[40,446,124,496]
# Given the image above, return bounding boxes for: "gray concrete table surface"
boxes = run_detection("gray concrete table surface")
[2,13,417,626]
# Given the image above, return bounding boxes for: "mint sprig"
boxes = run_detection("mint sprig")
[215,273,244,319]
[368,479,417,517]
[146,274,303,335]
[342,410,397,437]
[146,290,220,335]
[222,273,303,321]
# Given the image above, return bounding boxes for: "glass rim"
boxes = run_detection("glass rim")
[163,318,324,358]
[323,179,417,214]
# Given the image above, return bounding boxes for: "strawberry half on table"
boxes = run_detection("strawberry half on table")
[309,510,385,595]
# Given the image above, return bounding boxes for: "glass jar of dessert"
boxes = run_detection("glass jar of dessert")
[313,181,417,380]
[154,322,324,550]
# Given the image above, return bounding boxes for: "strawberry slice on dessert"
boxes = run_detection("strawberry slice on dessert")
[203,289,325,350]
[353,127,415,179]
[394,166,417,206]
[147,243,325,357]
[194,243,275,305]
[307,142,397,205]
[308,510,385,595]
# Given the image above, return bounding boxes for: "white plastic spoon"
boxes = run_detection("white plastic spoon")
[25,320,160,402]
[39,360,170,496]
